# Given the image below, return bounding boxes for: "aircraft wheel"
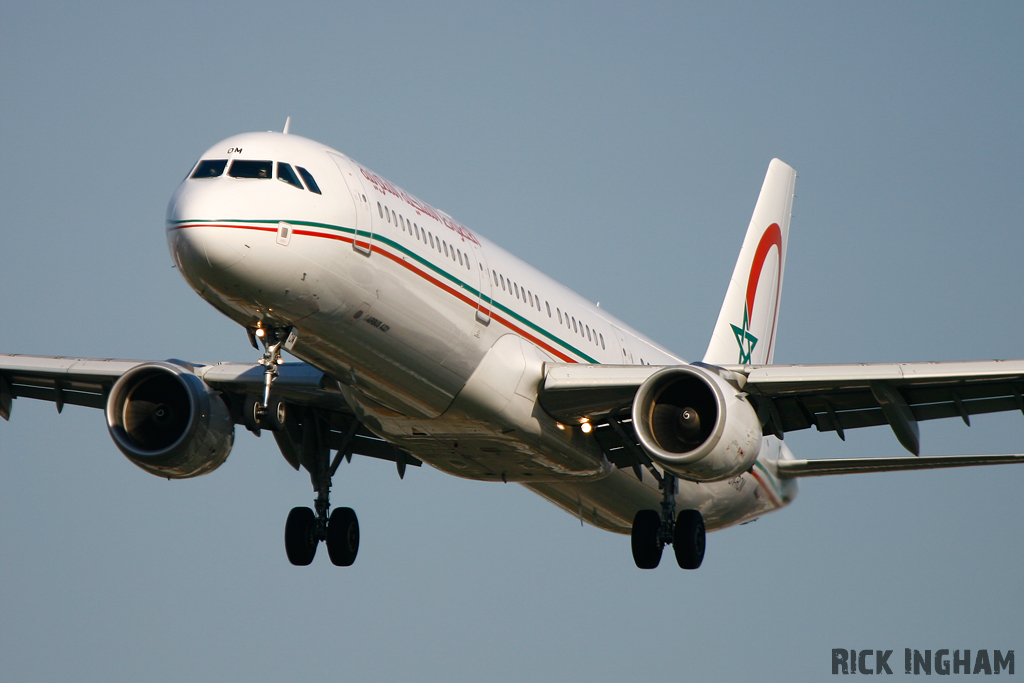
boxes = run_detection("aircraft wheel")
[673,509,705,570]
[631,509,662,569]
[285,506,318,566]
[265,396,287,432]
[243,395,262,433]
[326,507,360,566]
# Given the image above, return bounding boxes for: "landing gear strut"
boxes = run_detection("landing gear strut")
[243,325,291,433]
[282,411,361,567]
[630,472,705,570]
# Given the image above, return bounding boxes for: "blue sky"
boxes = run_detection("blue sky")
[1,2,1022,681]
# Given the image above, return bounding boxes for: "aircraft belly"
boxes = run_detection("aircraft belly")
[367,333,615,482]
[524,453,795,535]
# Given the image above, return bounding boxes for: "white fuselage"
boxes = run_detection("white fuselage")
[166,131,797,533]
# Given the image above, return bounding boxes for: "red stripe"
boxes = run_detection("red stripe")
[744,223,783,362]
[749,471,778,507]
[173,223,580,363]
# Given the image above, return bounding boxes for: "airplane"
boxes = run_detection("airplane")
[3,122,1024,570]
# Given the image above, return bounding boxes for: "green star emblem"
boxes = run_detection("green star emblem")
[730,308,758,364]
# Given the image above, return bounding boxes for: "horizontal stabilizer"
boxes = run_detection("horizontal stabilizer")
[776,453,1024,478]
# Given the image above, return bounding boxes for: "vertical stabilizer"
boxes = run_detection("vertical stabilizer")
[703,159,796,366]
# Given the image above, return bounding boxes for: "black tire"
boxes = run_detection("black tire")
[243,395,262,433]
[631,509,662,569]
[265,396,287,432]
[673,509,705,570]
[284,507,318,566]
[326,507,359,567]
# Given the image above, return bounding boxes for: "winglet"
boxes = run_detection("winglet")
[703,159,796,366]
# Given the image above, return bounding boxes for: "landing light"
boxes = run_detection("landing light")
[580,422,593,434]
[255,328,266,338]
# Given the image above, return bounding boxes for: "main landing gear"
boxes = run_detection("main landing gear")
[630,473,705,570]
[280,408,362,567]
[245,324,361,567]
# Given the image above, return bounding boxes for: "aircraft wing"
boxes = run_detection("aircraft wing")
[538,359,1024,470]
[0,354,419,470]
[724,359,1024,452]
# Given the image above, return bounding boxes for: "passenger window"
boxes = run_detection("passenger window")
[500,275,506,291]
[572,317,577,333]
[586,325,591,341]
[229,160,272,178]
[557,308,562,324]
[600,333,605,349]
[385,208,391,223]
[296,167,321,194]
[191,159,227,178]
[378,202,383,218]
[546,302,551,317]
[277,162,304,189]
[457,249,463,266]
[429,232,434,248]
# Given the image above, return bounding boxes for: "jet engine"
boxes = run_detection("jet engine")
[631,365,761,482]
[106,362,234,478]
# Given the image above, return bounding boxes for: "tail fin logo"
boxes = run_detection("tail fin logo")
[729,223,782,364]
[730,311,759,364]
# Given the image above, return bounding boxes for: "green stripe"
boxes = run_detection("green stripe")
[753,460,785,502]
[171,218,599,362]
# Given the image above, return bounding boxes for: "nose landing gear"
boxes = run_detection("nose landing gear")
[243,325,291,434]
[630,473,706,570]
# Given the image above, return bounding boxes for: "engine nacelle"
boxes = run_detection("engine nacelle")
[632,365,761,482]
[106,362,234,479]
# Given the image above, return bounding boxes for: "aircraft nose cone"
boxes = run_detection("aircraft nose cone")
[167,185,248,276]
[201,232,247,270]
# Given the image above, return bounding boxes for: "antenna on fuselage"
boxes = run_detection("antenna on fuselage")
[282,116,291,134]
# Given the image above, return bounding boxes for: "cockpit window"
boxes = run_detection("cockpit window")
[228,160,273,179]
[276,162,304,189]
[191,159,227,178]
[297,166,321,194]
